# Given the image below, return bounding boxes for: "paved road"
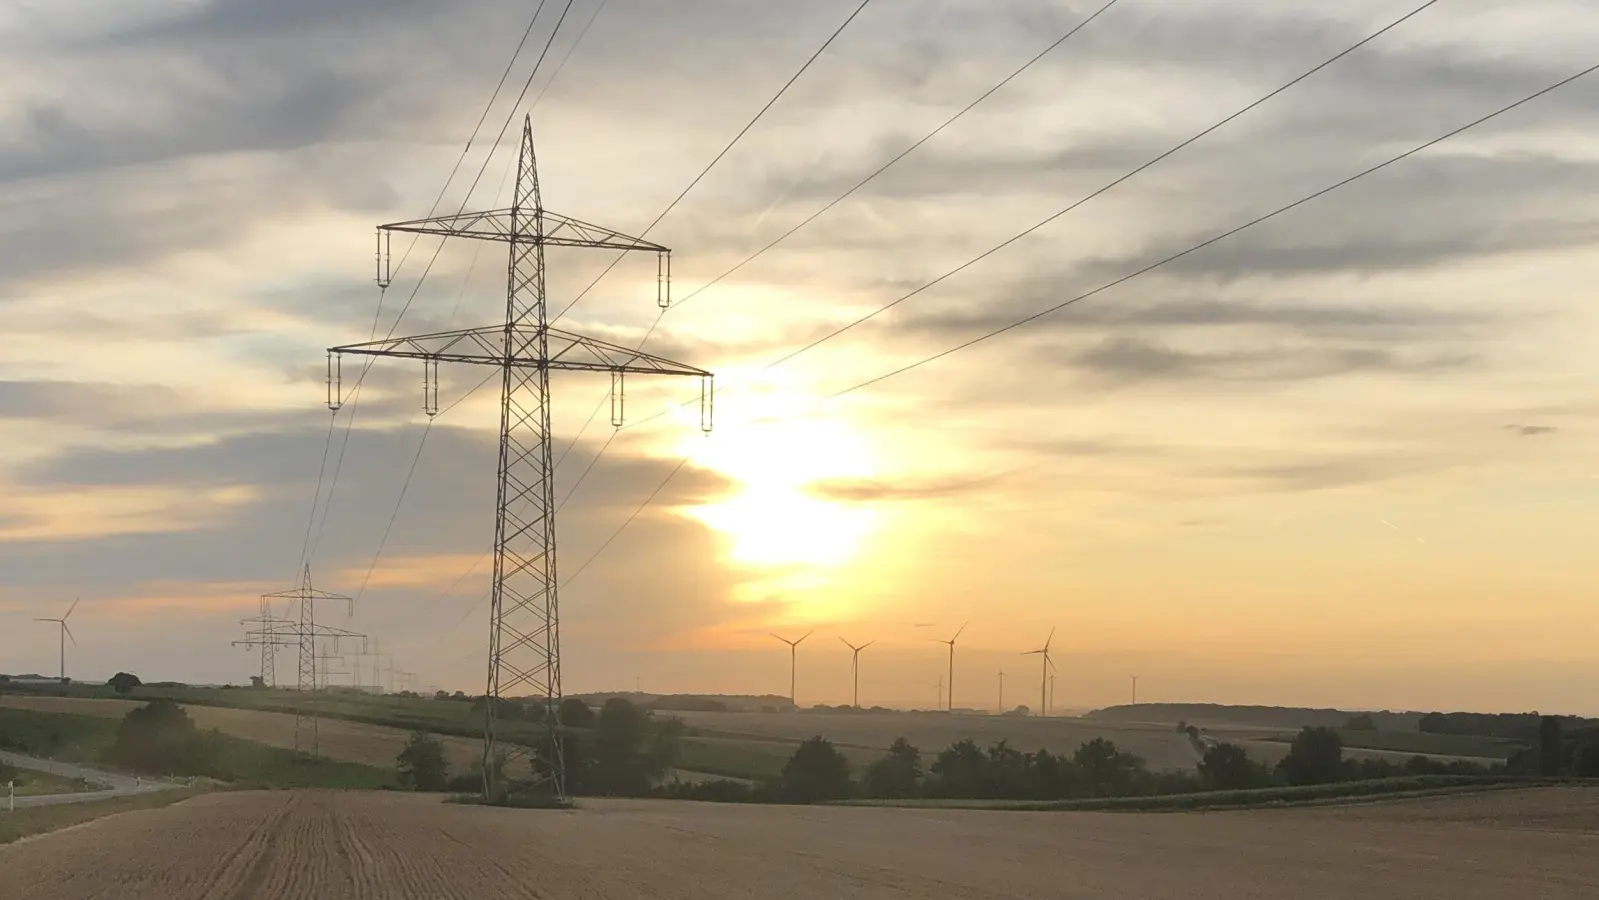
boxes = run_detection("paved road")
[1,749,176,809]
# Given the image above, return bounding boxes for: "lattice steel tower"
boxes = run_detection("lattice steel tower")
[237,565,363,755]
[328,116,713,802]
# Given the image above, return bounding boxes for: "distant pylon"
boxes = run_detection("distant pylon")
[327,116,714,803]
[239,566,362,755]
[237,595,293,687]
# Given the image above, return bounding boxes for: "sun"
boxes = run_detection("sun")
[683,416,880,572]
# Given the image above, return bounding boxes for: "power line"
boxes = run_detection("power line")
[588,0,1129,496]
[295,1,555,573]
[830,59,1599,399]
[551,0,880,325]
[662,0,1127,318]
[305,2,581,571]
[618,0,1447,436]
[755,0,1446,376]
[562,52,1599,589]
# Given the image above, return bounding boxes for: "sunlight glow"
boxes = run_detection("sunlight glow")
[684,416,881,572]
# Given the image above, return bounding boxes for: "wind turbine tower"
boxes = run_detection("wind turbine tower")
[1131,674,1139,706]
[997,668,1004,714]
[35,599,78,683]
[770,631,813,709]
[839,637,875,709]
[932,622,967,712]
[1022,628,1055,717]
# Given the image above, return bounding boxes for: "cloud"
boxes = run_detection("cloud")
[1505,424,1557,437]
[1060,335,1475,385]
[809,472,1008,503]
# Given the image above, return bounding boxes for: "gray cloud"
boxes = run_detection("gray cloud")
[1505,424,1557,437]
[808,472,1007,503]
[1061,335,1475,385]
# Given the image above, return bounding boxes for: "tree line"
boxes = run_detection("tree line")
[659,726,1519,805]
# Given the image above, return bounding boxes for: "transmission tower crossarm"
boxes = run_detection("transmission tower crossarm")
[329,326,711,377]
[378,209,669,253]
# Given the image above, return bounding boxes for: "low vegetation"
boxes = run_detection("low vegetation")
[0,702,393,790]
[653,726,1553,807]
[0,787,207,845]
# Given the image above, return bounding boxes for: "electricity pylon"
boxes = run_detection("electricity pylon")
[327,116,713,803]
[238,566,363,755]
[237,595,294,687]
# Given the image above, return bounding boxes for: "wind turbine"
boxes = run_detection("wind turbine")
[932,622,967,712]
[1131,674,1139,706]
[934,675,944,711]
[1022,627,1055,717]
[997,668,1004,714]
[839,637,875,709]
[770,631,812,709]
[35,599,79,683]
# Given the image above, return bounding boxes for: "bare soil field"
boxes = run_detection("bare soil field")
[674,709,1204,770]
[0,695,481,773]
[1,787,1595,898]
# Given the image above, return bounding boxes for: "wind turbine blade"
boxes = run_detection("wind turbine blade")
[861,641,875,651]
[797,630,814,645]
[769,633,786,644]
[35,618,55,623]
[1021,649,1043,655]
[63,623,77,646]
[1044,626,1056,650]
[953,621,968,642]
[64,598,79,620]
[839,636,853,650]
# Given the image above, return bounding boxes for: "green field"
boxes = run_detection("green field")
[0,707,395,790]
[1258,728,1523,761]
[0,787,208,845]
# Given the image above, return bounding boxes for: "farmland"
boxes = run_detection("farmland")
[1,787,1595,897]
[0,695,481,773]
[674,710,1204,772]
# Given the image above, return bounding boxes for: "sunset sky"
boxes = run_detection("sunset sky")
[3,0,1598,714]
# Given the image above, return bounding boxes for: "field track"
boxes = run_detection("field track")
[1,787,1595,898]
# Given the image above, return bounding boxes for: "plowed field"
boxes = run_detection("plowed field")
[2,787,1595,899]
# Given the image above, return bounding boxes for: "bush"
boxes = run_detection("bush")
[1277,727,1345,786]
[107,672,142,695]
[560,698,596,729]
[780,736,852,803]
[1199,742,1267,790]
[396,731,449,792]
[104,700,210,774]
[863,738,922,799]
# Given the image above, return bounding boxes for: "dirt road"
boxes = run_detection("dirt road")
[1,788,1595,898]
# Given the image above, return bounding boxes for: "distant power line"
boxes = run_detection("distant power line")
[560,47,1599,589]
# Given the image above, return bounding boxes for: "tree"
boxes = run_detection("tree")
[249,676,266,689]
[396,731,449,791]
[780,736,852,803]
[1277,727,1344,786]
[105,700,209,774]
[560,697,596,729]
[1538,715,1565,776]
[433,690,450,701]
[1345,714,1377,731]
[107,672,141,695]
[1573,742,1599,778]
[1198,743,1265,790]
[1073,738,1145,797]
[928,738,988,798]
[589,698,654,795]
[863,738,922,799]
